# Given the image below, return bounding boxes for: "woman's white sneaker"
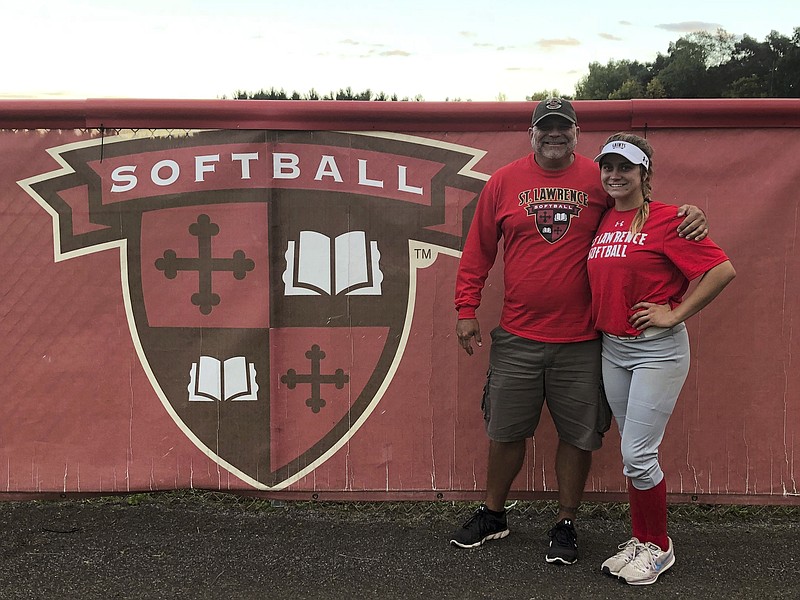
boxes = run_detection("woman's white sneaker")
[618,538,675,586]
[601,537,640,577]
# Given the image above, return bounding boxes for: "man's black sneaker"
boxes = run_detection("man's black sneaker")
[546,518,578,564]
[449,505,509,548]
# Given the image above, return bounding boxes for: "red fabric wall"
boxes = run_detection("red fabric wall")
[0,99,797,504]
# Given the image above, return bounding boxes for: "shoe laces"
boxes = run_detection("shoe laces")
[615,537,640,559]
[461,506,496,533]
[460,511,481,529]
[549,520,576,546]
[626,542,660,573]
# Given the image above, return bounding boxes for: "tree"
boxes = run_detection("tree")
[574,60,649,100]
[714,29,800,97]
[234,87,290,100]
[718,34,774,97]
[645,77,667,98]
[725,75,768,98]
[686,29,737,68]
[652,38,713,97]
[324,87,374,100]
[234,87,410,101]
[608,79,644,100]
[766,28,800,96]
[526,89,572,101]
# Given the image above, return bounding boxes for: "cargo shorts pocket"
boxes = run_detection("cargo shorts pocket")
[481,367,493,423]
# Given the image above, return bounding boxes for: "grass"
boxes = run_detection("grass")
[65,490,800,525]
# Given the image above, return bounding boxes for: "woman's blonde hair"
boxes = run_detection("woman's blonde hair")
[600,133,654,234]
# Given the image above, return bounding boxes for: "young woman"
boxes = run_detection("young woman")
[586,133,736,585]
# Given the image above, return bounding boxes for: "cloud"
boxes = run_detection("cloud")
[656,21,721,32]
[471,42,516,51]
[379,50,411,57]
[1,91,73,99]
[599,33,623,41]
[339,39,361,46]
[459,31,478,39]
[619,20,632,26]
[536,37,581,50]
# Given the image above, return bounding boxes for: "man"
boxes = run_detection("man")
[449,98,707,564]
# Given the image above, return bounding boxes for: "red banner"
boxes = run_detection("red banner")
[0,99,798,504]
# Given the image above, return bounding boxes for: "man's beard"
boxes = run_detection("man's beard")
[536,140,576,161]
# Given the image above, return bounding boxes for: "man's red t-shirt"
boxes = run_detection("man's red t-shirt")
[455,153,610,343]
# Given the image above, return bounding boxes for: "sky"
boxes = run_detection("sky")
[3,0,799,101]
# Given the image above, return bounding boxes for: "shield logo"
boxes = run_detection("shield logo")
[20,129,486,489]
[529,203,582,243]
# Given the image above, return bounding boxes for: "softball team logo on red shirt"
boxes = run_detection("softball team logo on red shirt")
[518,187,589,243]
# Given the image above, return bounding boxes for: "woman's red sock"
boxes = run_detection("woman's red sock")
[631,478,669,551]
[628,478,647,541]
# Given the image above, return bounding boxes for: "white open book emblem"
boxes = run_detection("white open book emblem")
[188,356,259,402]
[282,230,383,296]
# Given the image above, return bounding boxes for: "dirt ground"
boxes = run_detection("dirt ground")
[0,492,797,600]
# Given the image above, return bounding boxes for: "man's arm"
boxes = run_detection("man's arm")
[454,179,501,354]
[676,205,708,241]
